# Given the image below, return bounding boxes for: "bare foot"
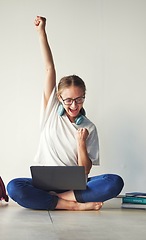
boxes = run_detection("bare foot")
[75,202,103,211]
[55,198,103,211]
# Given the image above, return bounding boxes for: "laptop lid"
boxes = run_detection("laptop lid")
[30,166,86,191]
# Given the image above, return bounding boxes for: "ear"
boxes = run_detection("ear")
[57,94,62,102]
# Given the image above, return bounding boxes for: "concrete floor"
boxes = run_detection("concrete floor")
[1,198,146,240]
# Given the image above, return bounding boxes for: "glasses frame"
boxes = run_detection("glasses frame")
[60,95,85,105]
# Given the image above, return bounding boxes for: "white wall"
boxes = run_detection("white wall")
[0,0,146,194]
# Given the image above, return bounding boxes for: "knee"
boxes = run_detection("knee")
[7,178,26,201]
[111,174,124,196]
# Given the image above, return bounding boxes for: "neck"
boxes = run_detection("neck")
[66,114,76,123]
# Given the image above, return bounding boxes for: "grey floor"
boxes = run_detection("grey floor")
[1,198,146,240]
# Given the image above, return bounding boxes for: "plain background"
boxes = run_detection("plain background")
[0,0,146,194]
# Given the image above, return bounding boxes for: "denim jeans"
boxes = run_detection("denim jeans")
[7,174,124,210]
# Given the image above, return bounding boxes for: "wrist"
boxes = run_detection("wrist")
[38,28,46,37]
[77,140,86,148]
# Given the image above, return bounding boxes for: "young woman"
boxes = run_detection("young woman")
[7,16,124,211]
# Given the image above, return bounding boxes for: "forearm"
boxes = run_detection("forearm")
[35,16,56,107]
[77,141,92,175]
[38,30,55,71]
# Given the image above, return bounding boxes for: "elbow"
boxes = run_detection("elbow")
[85,166,91,175]
[84,161,92,175]
[46,64,55,73]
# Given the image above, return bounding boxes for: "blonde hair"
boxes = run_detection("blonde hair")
[57,75,86,96]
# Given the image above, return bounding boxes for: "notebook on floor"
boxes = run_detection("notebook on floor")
[30,166,86,191]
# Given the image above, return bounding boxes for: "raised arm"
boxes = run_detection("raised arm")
[34,16,56,108]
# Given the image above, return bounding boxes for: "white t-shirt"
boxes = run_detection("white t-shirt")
[34,87,99,166]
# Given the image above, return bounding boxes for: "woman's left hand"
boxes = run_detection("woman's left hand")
[76,128,89,142]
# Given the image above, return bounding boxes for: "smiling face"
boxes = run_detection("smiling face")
[58,86,85,122]
[57,75,86,123]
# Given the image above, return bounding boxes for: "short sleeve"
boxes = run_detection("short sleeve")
[40,87,59,130]
[86,125,100,165]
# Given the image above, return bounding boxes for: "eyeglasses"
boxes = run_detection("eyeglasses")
[60,95,85,105]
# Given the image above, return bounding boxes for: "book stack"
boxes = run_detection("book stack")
[122,192,146,209]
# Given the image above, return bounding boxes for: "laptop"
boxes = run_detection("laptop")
[30,166,86,191]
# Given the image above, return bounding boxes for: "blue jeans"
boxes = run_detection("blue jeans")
[7,174,124,210]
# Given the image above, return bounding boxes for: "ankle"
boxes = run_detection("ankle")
[55,198,77,210]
